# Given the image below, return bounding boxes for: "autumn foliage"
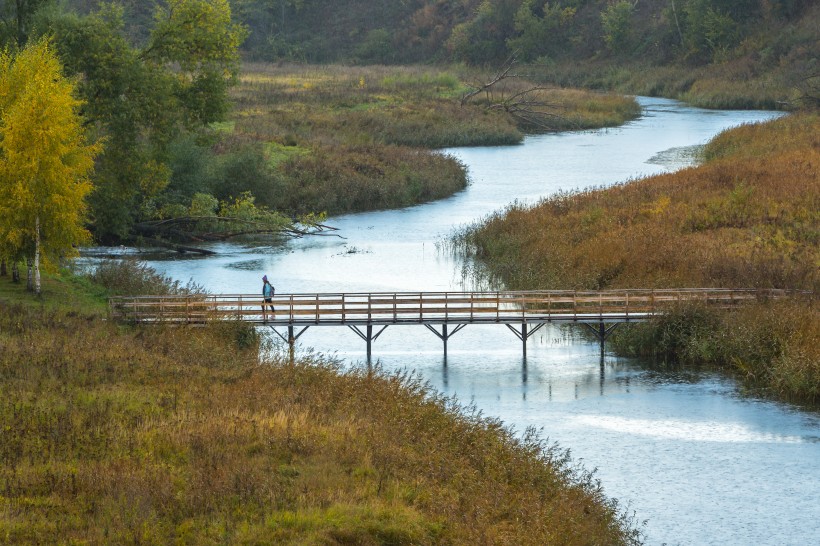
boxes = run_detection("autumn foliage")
[458,113,819,402]
[460,114,818,292]
[0,303,640,544]
[0,39,99,293]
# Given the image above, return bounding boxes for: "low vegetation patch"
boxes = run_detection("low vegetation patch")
[0,296,641,544]
[214,63,640,216]
[455,113,818,403]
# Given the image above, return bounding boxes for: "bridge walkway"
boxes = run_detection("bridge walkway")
[109,289,796,359]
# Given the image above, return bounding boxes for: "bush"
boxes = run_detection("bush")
[90,260,206,297]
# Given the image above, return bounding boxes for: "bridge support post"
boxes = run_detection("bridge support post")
[349,325,389,362]
[268,325,310,360]
[425,324,467,359]
[367,325,372,361]
[583,322,620,353]
[505,323,546,359]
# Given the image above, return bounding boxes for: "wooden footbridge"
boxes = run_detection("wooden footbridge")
[109,288,802,359]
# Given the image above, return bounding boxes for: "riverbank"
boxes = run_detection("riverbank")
[455,112,819,404]
[213,63,640,215]
[0,270,640,544]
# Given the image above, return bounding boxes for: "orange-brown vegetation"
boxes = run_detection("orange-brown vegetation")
[458,113,818,403]
[461,114,818,291]
[0,300,640,544]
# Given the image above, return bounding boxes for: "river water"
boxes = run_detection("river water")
[128,98,818,545]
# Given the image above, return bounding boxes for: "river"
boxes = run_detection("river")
[127,97,819,545]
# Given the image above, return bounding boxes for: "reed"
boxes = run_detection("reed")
[455,113,819,403]
[0,299,642,544]
[217,63,639,214]
[536,60,796,110]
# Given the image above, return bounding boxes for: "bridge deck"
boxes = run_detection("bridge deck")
[109,288,792,325]
[108,289,804,358]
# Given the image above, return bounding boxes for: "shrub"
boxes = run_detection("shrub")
[90,260,206,297]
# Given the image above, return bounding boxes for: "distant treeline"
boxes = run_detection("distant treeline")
[38,1,817,67]
[235,0,817,68]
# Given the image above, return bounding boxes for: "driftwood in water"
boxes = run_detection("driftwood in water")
[139,238,217,255]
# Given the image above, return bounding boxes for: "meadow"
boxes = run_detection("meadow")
[455,113,819,403]
[0,268,641,544]
[216,63,640,215]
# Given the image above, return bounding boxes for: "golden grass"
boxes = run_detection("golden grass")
[0,303,641,544]
[218,63,640,215]
[456,113,819,403]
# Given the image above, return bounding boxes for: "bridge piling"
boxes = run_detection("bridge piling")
[425,324,467,358]
[582,322,620,353]
[349,324,389,362]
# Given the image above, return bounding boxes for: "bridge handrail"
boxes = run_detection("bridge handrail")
[108,288,811,324]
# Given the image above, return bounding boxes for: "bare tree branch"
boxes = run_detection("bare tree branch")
[132,215,342,254]
[460,54,573,131]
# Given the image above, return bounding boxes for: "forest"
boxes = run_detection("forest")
[41,1,818,68]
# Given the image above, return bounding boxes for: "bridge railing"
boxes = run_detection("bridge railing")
[108,288,797,325]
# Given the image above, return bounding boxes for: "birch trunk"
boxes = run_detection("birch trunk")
[34,214,41,295]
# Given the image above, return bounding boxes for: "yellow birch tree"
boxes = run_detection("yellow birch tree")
[0,39,100,295]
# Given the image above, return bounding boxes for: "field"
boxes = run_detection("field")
[0,267,641,543]
[216,63,640,215]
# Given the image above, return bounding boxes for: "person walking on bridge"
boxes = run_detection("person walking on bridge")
[262,275,275,323]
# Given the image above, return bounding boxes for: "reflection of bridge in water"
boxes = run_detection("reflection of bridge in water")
[109,289,802,360]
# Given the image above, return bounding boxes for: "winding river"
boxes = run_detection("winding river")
[128,98,818,545]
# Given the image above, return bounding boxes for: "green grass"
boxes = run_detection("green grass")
[0,267,108,317]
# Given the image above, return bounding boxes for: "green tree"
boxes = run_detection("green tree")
[681,0,742,61]
[144,0,248,125]
[508,0,576,61]
[44,0,246,242]
[601,0,635,54]
[0,0,53,47]
[448,0,522,64]
[0,39,100,295]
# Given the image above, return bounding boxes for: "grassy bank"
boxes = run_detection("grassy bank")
[0,270,641,544]
[520,3,819,111]
[537,60,798,111]
[456,113,818,403]
[206,63,640,216]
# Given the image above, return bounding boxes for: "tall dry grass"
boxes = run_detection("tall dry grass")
[219,63,639,215]
[0,303,641,544]
[456,113,818,403]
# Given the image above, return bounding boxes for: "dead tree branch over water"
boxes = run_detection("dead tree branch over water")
[460,54,570,131]
[132,215,341,255]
